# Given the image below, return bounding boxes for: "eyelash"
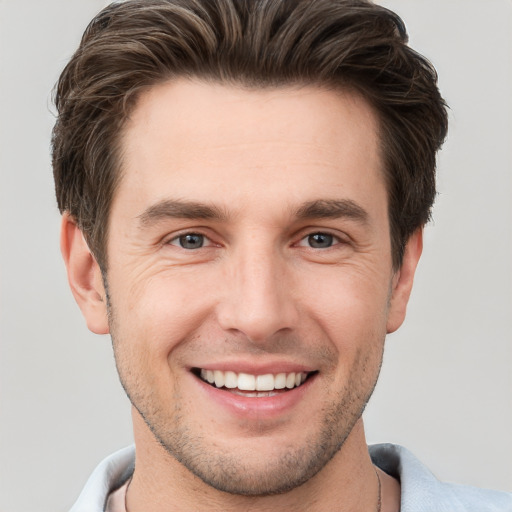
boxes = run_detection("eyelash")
[167,230,344,250]
[167,232,214,250]
[296,232,342,249]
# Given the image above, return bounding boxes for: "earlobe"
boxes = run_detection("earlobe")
[60,213,109,335]
[386,229,423,334]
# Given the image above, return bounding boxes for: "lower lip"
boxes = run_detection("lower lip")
[194,373,316,419]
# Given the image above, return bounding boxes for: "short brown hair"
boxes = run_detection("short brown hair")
[52,0,448,271]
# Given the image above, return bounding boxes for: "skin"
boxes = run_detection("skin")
[62,80,420,511]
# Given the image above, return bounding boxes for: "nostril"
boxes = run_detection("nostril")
[215,288,300,343]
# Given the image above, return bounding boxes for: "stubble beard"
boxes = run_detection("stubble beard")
[111,337,383,496]
[152,365,380,497]
[103,274,384,496]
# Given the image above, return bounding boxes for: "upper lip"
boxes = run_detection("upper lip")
[189,360,317,375]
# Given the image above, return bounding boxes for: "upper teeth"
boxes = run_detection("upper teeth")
[199,369,308,391]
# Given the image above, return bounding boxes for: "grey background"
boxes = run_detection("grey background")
[0,1,510,510]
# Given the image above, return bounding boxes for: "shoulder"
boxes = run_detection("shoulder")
[69,446,135,512]
[369,443,512,512]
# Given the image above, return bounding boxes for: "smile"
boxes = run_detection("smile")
[197,369,312,395]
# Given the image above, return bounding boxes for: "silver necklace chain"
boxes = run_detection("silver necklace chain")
[375,466,382,512]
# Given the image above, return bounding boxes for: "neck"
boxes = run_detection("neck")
[126,411,386,512]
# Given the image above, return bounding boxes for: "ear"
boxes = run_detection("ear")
[386,229,423,334]
[60,213,109,334]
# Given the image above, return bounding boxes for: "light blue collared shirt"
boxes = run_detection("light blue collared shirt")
[70,443,512,511]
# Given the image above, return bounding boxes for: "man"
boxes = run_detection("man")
[51,0,511,511]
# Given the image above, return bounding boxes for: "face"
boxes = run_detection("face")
[89,80,415,495]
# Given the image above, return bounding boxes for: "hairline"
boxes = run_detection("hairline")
[97,77,395,273]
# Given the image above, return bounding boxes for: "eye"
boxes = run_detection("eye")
[169,233,207,250]
[299,232,337,249]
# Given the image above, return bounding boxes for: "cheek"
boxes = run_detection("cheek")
[298,265,391,345]
[108,265,220,362]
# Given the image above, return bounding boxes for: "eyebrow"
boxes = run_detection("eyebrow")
[137,197,369,227]
[294,199,369,223]
[137,199,228,227]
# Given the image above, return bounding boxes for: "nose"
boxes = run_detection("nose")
[216,243,299,345]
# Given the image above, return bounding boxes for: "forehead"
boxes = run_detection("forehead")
[116,79,384,219]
